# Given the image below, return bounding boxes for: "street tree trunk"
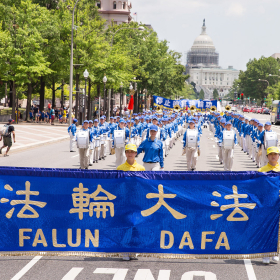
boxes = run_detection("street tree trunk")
[39,76,45,112]
[26,83,32,121]
[111,88,114,116]
[11,81,16,120]
[52,78,55,108]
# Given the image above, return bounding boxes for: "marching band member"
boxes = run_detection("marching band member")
[114,119,130,168]
[257,122,277,167]
[182,118,200,171]
[88,120,94,165]
[91,119,101,164]
[108,117,117,154]
[255,123,263,168]
[216,119,226,164]
[219,122,237,171]
[76,120,92,169]
[137,125,164,171]
[99,116,109,160]
[67,118,77,152]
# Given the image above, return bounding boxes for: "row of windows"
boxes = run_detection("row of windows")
[97,1,127,9]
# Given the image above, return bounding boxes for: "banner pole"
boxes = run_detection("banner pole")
[129,110,132,140]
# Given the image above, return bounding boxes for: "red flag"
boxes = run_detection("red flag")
[128,95,134,110]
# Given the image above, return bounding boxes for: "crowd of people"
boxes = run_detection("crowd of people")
[29,104,69,124]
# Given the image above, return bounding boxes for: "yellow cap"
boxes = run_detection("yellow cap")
[125,143,137,152]
[267,146,280,155]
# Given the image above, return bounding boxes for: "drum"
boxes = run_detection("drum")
[95,137,101,148]
[186,129,198,148]
[114,130,125,148]
[100,134,105,145]
[90,142,94,150]
[223,130,235,149]
[76,130,89,149]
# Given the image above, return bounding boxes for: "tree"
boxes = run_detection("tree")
[239,56,280,102]
[213,89,219,100]
[199,89,204,100]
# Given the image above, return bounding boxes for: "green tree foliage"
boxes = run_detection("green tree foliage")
[0,0,188,117]
[238,56,280,101]
[213,88,219,100]
[199,89,204,100]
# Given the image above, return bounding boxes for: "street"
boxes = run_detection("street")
[0,112,279,280]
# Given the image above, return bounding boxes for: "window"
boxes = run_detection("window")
[113,1,117,9]
[122,2,126,9]
[97,1,101,8]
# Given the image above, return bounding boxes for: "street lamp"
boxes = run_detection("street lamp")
[103,74,107,121]
[83,69,89,121]
[120,82,123,117]
[258,79,269,104]
[69,0,81,126]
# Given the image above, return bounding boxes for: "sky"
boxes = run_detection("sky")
[131,0,280,71]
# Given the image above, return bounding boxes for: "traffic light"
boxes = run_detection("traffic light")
[238,93,240,99]
[241,93,244,100]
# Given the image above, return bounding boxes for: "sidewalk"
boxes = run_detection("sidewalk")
[1,124,70,152]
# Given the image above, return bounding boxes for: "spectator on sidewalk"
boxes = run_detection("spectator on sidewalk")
[50,107,56,125]
[0,119,16,157]
[33,105,39,122]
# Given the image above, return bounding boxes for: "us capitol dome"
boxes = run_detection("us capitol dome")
[186,19,239,97]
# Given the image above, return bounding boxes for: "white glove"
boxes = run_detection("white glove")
[160,168,164,171]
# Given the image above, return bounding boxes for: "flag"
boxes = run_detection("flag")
[133,12,137,15]
[128,95,134,110]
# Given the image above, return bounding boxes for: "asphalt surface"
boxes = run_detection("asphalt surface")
[1,112,280,280]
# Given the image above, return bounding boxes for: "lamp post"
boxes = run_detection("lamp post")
[83,69,89,120]
[69,0,80,126]
[120,82,123,117]
[103,74,107,120]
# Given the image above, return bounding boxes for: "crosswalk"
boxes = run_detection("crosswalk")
[1,255,267,280]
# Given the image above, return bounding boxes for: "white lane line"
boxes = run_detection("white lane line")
[72,154,79,158]
[213,145,215,148]
[93,268,128,280]
[244,259,257,280]
[61,267,84,280]
[11,255,43,280]
[216,155,219,160]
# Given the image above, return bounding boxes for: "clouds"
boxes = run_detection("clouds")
[226,3,246,16]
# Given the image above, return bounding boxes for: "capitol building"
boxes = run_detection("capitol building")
[186,20,239,98]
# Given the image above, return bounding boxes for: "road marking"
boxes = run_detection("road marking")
[61,267,84,280]
[215,155,219,160]
[72,154,79,158]
[93,268,128,280]
[11,255,43,280]
[244,259,257,280]
[134,269,170,280]
[181,271,217,280]
[213,145,215,148]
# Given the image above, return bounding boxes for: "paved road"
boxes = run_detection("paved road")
[1,112,280,280]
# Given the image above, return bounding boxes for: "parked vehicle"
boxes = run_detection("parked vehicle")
[231,106,237,112]
[257,108,262,114]
[263,108,270,115]
[270,100,280,124]
[252,108,257,113]
[243,107,250,112]
[260,107,266,114]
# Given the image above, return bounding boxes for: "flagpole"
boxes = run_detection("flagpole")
[129,110,133,140]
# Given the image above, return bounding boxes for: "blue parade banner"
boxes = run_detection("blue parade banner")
[153,95,218,111]
[0,167,279,259]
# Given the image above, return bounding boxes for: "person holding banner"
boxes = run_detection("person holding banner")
[258,146,280,264]
[137,125,164,171]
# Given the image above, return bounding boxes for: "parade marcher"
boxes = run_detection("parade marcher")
[137,125,164,171]
[99,116,109,160]
[182,118,200,171]
[76,120,92,169]
[218,122,237,171]
[258,146,280,264]
[257,122,278,167]
[117,144,145,171]
[67,118,78,152]
[92,119,101,164]
[113,119,130,168]
[0,119,16,157]
[255,123,263,168]
[88,120,94,166]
